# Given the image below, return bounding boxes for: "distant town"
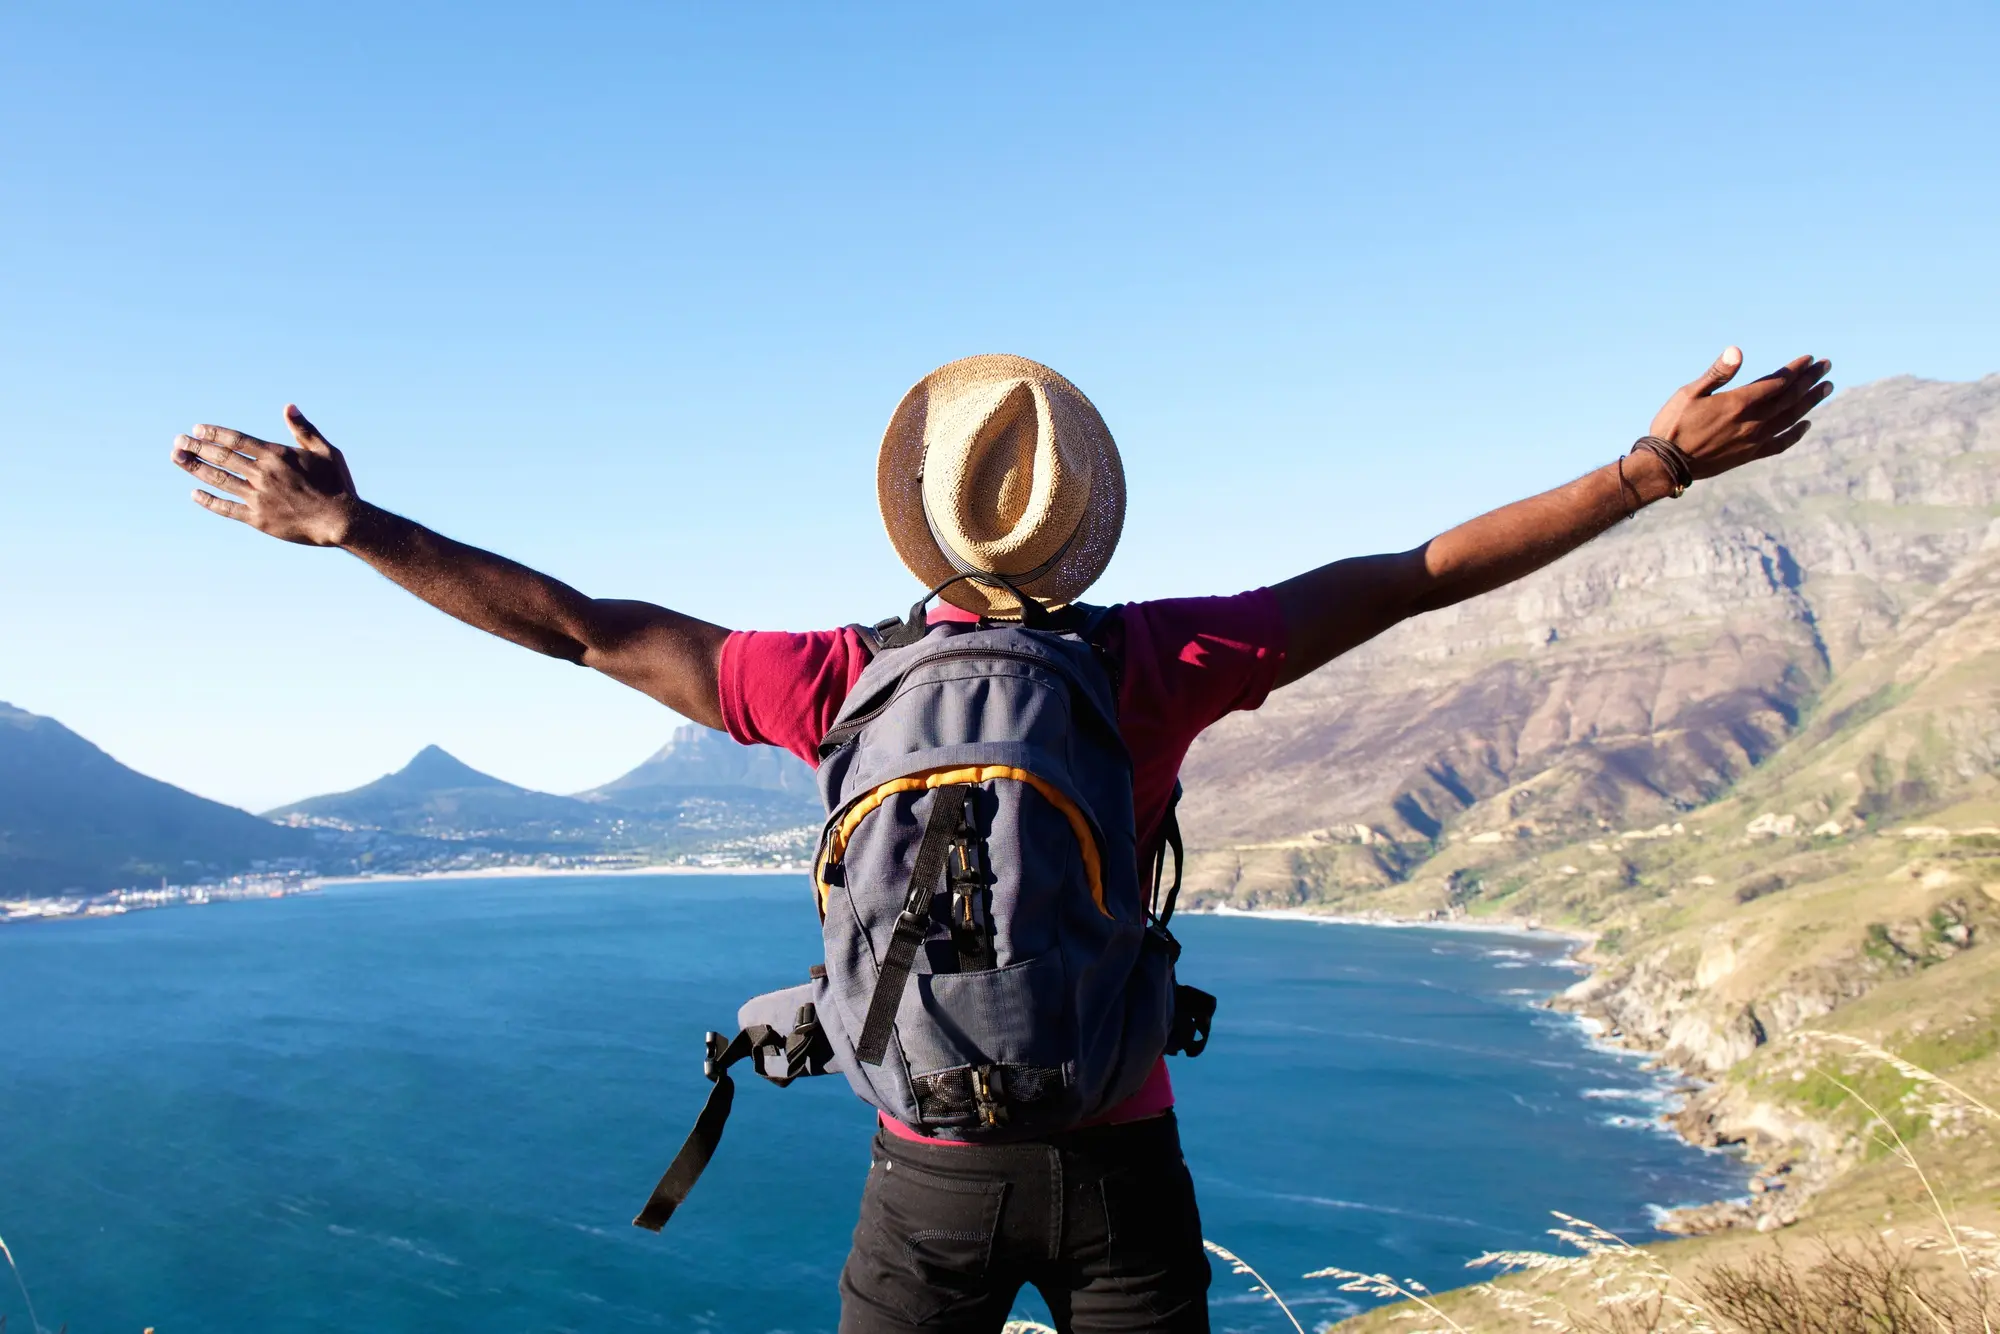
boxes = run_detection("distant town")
[2,843,818,926]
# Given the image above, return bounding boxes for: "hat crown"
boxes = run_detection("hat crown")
[920,371,1093,578]
[880,354,1125,615]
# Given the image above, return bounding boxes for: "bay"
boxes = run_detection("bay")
[0,874,1741,1332]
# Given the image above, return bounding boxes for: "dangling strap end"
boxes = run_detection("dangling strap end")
[631,1062,739,1232]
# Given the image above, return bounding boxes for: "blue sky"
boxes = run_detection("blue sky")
[3,2,1995,811]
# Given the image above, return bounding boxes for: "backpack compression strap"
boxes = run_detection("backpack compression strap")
[631,1010,834,1231]
[853,782,971,1067]
[632,1027,772,1231]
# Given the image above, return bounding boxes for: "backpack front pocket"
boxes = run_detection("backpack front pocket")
[903,951,1078,1132]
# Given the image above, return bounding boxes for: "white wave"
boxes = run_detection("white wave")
[1261,1190,1498,1232]
[324,1223,460,1267]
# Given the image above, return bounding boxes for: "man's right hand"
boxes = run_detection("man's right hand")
[171,404,361,546]
[167,404,731,728]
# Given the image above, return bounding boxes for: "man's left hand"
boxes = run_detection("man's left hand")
[1647,348,1834,480]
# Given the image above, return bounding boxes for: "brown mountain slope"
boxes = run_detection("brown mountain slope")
[1179,374,2000,903]
[1185,391,2000,1259]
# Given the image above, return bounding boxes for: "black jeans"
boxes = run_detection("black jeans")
[837,1111,1211,1333]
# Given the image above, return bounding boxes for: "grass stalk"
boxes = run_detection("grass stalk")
[1800,1031,2000,1124]
[0,1233,42,1334]
[1814,1065,1993,1334]
[1305,1264,1475,1334]
[1204,1239,1309,1334]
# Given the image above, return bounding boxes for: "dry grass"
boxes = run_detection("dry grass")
[1290,1036,2000,1334]
[1209,1238,1311,1334]
[1697,1239,1993,1334]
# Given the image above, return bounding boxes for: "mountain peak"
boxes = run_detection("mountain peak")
[584,723,815,798]
[383,745,519,793]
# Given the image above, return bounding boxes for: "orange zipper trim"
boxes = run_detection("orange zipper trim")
[816,765,1106,918]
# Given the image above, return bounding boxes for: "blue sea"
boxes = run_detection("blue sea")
[0,875,1742,1333]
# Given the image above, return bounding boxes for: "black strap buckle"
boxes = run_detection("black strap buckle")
[784,1003,831,1081]
[970,1064,1010,1129]
[1166,985,1216,1058]
[701,1030,730,1080]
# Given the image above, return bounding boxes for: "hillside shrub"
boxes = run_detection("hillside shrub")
[1736,873,1787,904]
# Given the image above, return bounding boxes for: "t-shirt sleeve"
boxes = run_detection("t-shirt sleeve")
[717,627,874,767]
[1117,587,1290,733]
[1112,587,1289,840]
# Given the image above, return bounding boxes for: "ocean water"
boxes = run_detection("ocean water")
[0,875,1742,1333]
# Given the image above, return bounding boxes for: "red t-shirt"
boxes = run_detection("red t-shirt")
[718,588,1288,1138]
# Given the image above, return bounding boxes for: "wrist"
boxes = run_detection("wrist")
[1619,449,1678,508]
[328,496,375,549]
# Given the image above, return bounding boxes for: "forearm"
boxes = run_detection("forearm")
[337,501,601,661]
[336,502,730,727]
[170,410,733,727]
[1407,450,1675,615]
[1274,451,1674,684]
[1271,347,1832,687]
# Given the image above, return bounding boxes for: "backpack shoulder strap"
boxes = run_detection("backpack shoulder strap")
[1150,779,1185,926]
[867,572,1060,653]
[1071,602,1124,702]
[848,621,891,660]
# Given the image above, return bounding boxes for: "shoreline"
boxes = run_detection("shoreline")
[1198,902,1760,1232]
[0,861,809,927]
[1198,902,1594,945]
[309,862,807,888]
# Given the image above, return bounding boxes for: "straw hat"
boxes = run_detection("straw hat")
[877,354,1125,616]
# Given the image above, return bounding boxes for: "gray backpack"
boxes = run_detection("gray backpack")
[633,581,1215,1231]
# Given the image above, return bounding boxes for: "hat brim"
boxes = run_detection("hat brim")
[877,368,1126,616]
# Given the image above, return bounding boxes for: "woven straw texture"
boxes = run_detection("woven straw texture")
[877,354,1125,615]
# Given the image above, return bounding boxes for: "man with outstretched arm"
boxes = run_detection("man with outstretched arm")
[171,346,1830,1332]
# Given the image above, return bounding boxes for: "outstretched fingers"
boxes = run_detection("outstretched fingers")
[173,435,254,471]
[1778,359,1833,406]
[1757,419,1813,458]
[1745,353,1817,387]
[179,455,252,494]
[191,488,249,520]
[1747,361,1834,437]
[188,423,276,456]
